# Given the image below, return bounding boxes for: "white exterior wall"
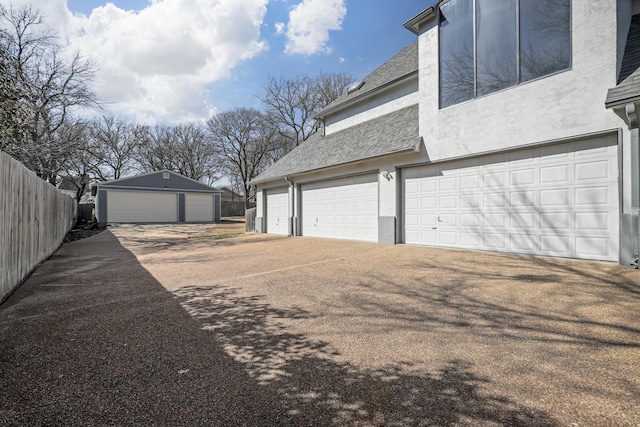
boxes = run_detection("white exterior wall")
[418,1,633,212]
[325,78,419,135]
[256,151,419,233]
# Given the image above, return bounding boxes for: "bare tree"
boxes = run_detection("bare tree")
[59,119,99,201]
[0,4,98,184]
[207,108,282,208]
[315,72,353,108]
[135,125,174,173]
[136,122,221,184]
[0,45,29,149]
[260,73,352,148]
[88,114,141,181]
[170,121,221,184]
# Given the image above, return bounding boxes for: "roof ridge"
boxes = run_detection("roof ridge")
[317,41,418,116]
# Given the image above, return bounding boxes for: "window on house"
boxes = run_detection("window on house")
[439,0,571,108]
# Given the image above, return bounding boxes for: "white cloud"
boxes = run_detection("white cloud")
[339,57,345,63]
[9,0,269,123]
[284,0,346,56]
[274,22,285,35]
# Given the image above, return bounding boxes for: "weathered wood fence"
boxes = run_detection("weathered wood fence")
[245,207,256,233]
[221,201,246,217]
[1,151,77,303]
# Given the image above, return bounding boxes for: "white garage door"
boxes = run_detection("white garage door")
[403,136,619,261]
[185,193,214,222]
[302,174,378,242]
[266,187,289,235]
[107,190,178,223]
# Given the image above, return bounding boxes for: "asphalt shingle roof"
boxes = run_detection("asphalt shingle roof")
[251,104,420,184]
[317,42,418,116]
[606,14,640,108]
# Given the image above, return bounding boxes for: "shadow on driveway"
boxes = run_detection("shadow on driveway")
[0,231,558,426]
[0,232,293,426]
[176,284,559,426]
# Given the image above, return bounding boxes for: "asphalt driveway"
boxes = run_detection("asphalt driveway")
[2,225,639,426]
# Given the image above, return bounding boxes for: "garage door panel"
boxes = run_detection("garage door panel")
[575,236,612,257]
[461,231,480,246]
[404,136,619,261]
[541,235,572,255]
[484,213,506,228]
[575,160,609,181]
[540,165,569,183]
[107,191,177,223]
[266,187,289,235]
[461,175,481,189]
[302,174,378,242]
[510,234,538,251]
[575,186,611,205]
[185,193,214,222]
[575,212,609,231]
[511,169,535,186]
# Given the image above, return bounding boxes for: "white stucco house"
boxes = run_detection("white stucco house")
[252,0,640,266]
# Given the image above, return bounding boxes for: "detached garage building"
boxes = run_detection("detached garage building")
[251,3,640,266]
[96,170,221,226]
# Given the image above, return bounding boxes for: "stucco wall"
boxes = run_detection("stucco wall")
[418,0,632,211]
[419,1,624,157]
[325,78,419,135]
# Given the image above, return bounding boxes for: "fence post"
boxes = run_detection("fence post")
[245,207,257,233]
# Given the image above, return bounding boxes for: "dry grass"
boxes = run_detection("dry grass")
[194,217,247,240]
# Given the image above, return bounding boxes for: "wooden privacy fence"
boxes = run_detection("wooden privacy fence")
[245,207,256,233]
[1,151,77,303]
[221,201,246,217]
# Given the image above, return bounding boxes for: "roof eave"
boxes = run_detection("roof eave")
[98,169,219,191]
[98,169,173,186]
[605,95,640,110]
[403,6,437,35]
[250,143,421,186]
[315,71,418,119]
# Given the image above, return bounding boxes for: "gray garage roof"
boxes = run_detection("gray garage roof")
[98,170,220,193]
[316,42,418,117]
[606,14,640,108]
[251,104,420,185]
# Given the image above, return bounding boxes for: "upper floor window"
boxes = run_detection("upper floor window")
[439,0,571,108]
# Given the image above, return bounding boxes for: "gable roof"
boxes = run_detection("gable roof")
[606,14,640,108]
[251,104,420,185]
[316,42,418,118]
[98,170,220,193]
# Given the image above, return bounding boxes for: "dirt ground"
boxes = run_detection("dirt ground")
[63,217,246,244]
[193,217,246,239]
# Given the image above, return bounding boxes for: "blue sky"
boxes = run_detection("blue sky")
[18,0,427,123]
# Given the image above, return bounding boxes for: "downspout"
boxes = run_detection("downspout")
[284,176,294,237]
[626,103,639,268]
